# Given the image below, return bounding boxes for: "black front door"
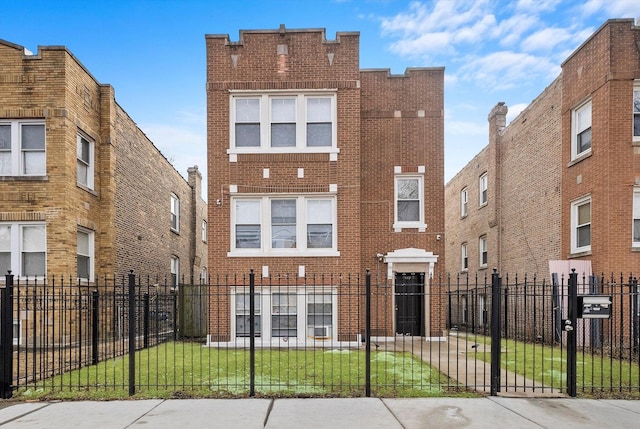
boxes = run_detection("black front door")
[395,273,425,336]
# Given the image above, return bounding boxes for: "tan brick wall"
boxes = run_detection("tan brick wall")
[0,40,207,280]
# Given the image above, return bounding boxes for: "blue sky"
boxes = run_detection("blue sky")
[2,0,639,198]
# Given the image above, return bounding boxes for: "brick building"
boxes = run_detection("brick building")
[206,25,444,345]
[445,19,640,279]
[0,39,207,283]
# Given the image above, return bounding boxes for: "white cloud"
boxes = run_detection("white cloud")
[521,27,573,52]
[514,0,562,13]
[506,103,528,123]
[458,51,559,90]
[580,0,640,18]
[446,119,487,136]
[491,14,539,47]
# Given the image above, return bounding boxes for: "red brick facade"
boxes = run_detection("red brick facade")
[206,26,444,343]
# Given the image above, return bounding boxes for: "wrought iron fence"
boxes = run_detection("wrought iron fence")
[1,270,639,399]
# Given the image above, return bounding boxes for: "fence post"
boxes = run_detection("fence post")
[0,272,14,399]
[91,290,99,366]
[143,293,150,349]
[128,271,136,396]
[490,269,502,396]
[365,270,371,397]
[249,270,255,397]
[566,269,578,397]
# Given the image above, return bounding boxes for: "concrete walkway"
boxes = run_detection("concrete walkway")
[2,397,640,428]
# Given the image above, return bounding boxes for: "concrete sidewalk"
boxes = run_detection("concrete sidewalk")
[1,397,640,428]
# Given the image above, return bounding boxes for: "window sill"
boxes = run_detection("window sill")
[631,246,640,252]
[77,183,98,196]
[228,250,341,258]
[0,175,49,182]
[393,222,427,232]
[479,265,488,271]
[568,151,591,167]
[170,228,180,235]
[478,202,487,209]
[568,249,592,258]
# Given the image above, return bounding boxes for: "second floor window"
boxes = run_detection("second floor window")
[479,173,488,206]
[170,194,180,232]
[0,120,46,176]
[394,175,425,230]
[460,187,468,217]
[634,83,640,141]
[572,100,592,160]
[231,196,337,256]
[77,133,94,189]
[230,93,336,152]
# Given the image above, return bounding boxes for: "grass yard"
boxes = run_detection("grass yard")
[15,342,475,400]
[460,333,640,398]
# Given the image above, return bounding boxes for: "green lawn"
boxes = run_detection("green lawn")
[15,342,475,400]
[460,333,640,398]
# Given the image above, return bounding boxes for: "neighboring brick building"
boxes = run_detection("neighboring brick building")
[445,19,640,279]
[0,39,207,283]
[206,25,444,345]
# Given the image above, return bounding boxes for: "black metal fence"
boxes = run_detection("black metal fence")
[1,270,639,399]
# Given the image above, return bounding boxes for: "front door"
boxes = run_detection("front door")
[395,273,425,336]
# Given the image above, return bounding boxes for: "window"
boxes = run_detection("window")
[230,196,337,255]
[461,243,468,271]
[478,294,487,325]
[171,256,179,286]
[479,235,488,268]
[230,93,336,152]
[236,293,261,337]
[170,194,180,232]
[461,295,468,325]
[571,196,591,253]
[572,100,592,159]
[77,133,94,189]
[0,223,46,277]
[202,220,207,243]
[634,83,640,141]
[77,228,94,281]
[460,187,468,217]
[271,199,296,248]
[232,289,336,342]
[479,173,488,206]
[272,293,297,337]
[0,120,46,176]
[634,189,640,247]
[394,175,425,230]
[307,294,332,338]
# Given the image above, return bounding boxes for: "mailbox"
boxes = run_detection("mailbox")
[577,295,612,319]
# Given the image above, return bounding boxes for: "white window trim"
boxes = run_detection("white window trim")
[0,119,46,177]
[202,220,208,243]
[570,195,592,254]
[393,174,426,232]
[461,242,468,272]
[633,188,640,247]
[76,132,95,190]
[171,255,179,286]
[460,187,468,218]
[479,235,488,268]
[229,194,339,257]
[0,222,46,278]
[77,227,94,282]
[571,99,592,161]
[231,287,337,345]
[170,193,180,233]
[633,81,640,142]
[228,90,340,156]
[479,173,488,207]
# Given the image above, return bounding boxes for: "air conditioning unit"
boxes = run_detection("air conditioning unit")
[313,326,331,339]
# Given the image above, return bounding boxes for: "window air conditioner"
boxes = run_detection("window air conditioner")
[313,326,330,339]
